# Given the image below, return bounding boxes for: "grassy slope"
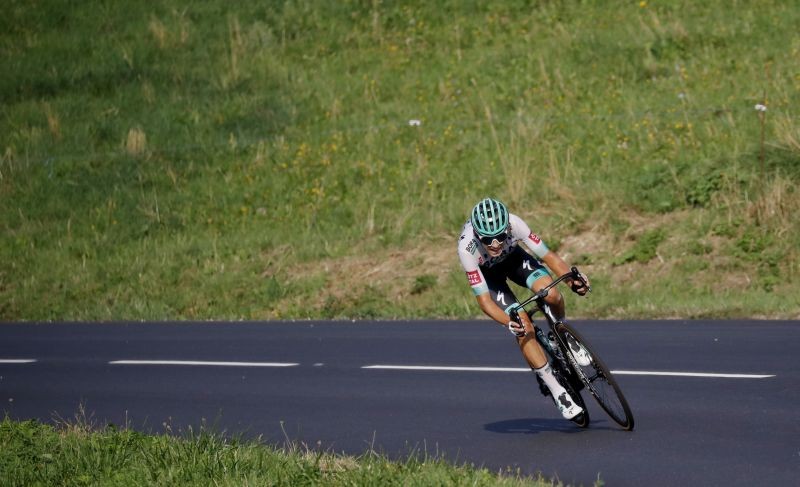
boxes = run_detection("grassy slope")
[1,0,799,320]
[0,417,553,487]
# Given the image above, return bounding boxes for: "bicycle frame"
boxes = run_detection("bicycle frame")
[509,266,586,338]
[509,267,589,387]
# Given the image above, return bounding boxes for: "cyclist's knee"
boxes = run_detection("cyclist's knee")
[545,289,564,307]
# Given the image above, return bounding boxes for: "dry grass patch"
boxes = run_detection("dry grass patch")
[125,127,147,157]
[258,205,795,319]
[265,236,455,317]
[560,209,759,295]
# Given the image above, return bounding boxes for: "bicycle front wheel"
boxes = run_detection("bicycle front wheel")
[555,322,635,430]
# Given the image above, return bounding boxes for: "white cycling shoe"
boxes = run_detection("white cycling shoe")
[555,392,584,420]
[567,336,592,367]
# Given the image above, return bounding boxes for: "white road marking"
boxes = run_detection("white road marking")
[363,365,528,372]
[362,365,774,378]
[9,358,770,378]
[109,360,299,367]
[611,370,775,379]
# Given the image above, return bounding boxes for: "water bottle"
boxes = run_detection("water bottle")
[535,326,546,348]
[535,327,559,359]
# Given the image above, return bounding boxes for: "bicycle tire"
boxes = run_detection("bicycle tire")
[555,322,635,430]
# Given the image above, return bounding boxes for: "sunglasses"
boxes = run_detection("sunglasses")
[477,231,508,246]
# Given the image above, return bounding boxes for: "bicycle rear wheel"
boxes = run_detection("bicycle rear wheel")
[555,322,635,430]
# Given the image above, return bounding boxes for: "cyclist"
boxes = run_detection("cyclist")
[457,197,591,420]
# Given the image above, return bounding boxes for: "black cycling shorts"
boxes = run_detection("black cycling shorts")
[480,247,550,314]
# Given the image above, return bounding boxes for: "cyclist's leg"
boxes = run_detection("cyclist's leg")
[490,264,582,419]
[535,275,566,320]
[509,250,566,320]
[518,328,548,369]
[482,268,548,369]
[503,250,584,419]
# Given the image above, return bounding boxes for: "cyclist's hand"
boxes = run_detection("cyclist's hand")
[569,271,591,296]
[507,320,526,337]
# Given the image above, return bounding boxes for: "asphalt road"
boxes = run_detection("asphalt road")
[1,320,798,486]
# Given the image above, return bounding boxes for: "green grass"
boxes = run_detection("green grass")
[0,416,558,487]
[2,0,799,320]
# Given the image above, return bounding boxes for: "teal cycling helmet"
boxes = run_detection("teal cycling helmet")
[470,198,509,237]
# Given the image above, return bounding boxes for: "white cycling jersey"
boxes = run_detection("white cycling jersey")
[457,213,550,295]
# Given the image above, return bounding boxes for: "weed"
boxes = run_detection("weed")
[734,229,773,261]
[614,229,667,265]
[411,274,438,295]
[687,240,713,256]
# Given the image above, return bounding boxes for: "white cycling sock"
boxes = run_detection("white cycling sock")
[535,363,566,397]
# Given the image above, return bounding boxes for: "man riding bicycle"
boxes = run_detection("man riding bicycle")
[457,197,591,420]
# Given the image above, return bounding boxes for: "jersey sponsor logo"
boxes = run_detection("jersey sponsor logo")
[466,270,482,285]
[529,232,541,244]
[496,291,507,306]
[466,240,477,254]
[483,247,512,267]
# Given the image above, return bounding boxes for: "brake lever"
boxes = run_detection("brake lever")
[570,266,591,293]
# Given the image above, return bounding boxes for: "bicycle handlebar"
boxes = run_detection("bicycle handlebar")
[510,267,589,317]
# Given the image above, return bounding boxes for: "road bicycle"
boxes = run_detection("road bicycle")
[509,267,635,430]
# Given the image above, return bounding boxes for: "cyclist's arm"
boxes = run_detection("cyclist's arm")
[541,250,571,278]
[542,250,591,293]
[475,292,510,325]
[476,292,533,329]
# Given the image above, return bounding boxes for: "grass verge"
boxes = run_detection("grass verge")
[0,415,566,487]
